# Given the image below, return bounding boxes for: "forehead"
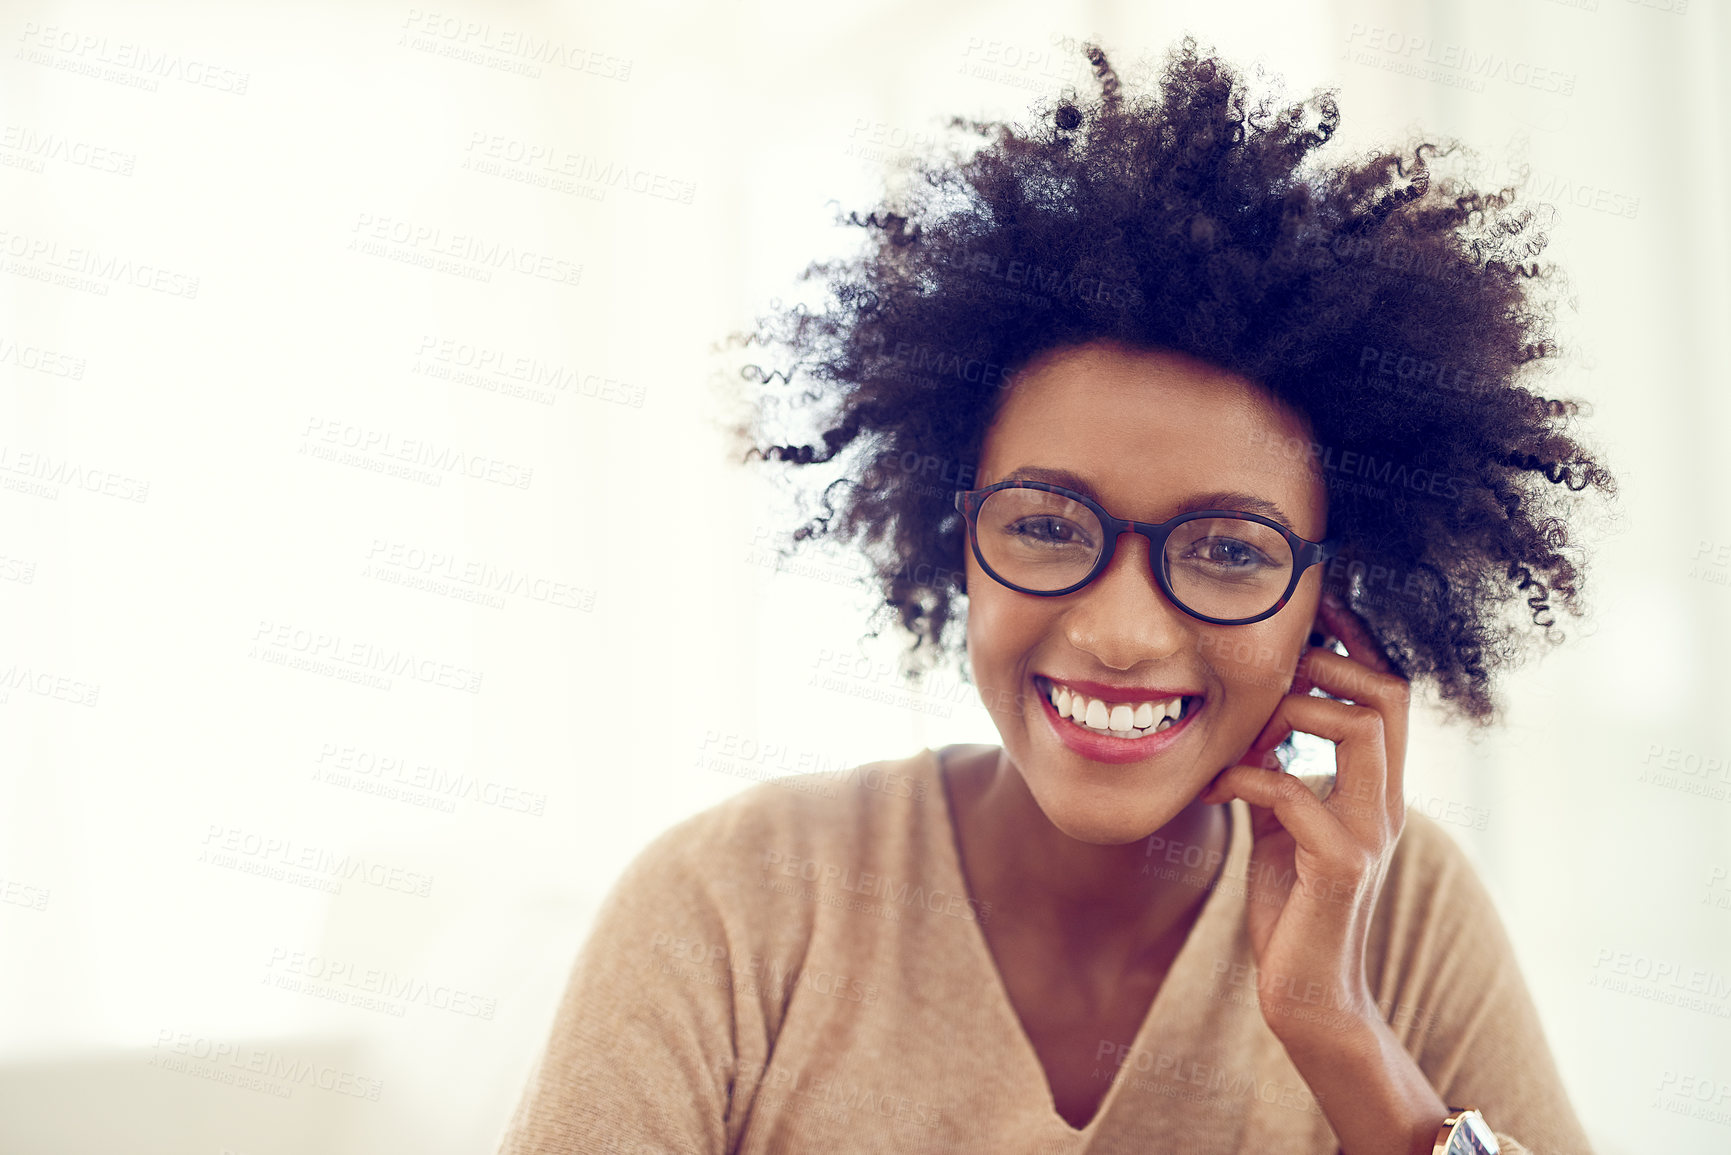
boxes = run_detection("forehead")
[979,341,1326,531]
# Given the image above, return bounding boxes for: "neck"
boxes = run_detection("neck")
[945,745,1229,971]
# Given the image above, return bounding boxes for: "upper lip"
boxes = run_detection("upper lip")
[1035,673,1202,704]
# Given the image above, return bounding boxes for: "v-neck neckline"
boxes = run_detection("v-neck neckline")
[926,743,1250,1140]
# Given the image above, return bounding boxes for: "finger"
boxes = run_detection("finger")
[1297,646,1410,714]
[1240,703,1295,770]
[1198,762,1357,870]
[1290,640,1322,699]
[1317,594,1393,676]
[1232,693,1396,836]
[1302,608,1411,807]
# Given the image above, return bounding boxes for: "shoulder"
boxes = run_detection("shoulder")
[1366,802,1519,1037]
[1365,814,1597,1152]
[1381,804,1500,921]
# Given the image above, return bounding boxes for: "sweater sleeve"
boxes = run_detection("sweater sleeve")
[1369,812,1595,1155]
[493,814,771,1155]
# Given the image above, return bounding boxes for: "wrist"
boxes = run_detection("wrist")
[1260,984,1383,1054]
[1273,1008,1450,1155]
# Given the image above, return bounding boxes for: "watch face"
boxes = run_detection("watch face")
[1452,1110,1500,1155]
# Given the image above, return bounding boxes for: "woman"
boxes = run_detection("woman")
[497,39,1612,1155]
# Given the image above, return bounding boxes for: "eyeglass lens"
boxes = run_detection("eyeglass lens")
[974,487,1296,618]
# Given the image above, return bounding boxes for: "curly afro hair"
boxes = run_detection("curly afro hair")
[727,36,1615,726]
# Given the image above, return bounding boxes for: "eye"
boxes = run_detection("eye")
[1188,536,1277,570]
[1005,516,1092,547]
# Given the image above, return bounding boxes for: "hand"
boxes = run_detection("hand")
[1194,592,1412,1042]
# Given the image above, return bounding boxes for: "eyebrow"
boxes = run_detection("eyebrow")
[997,466,1298,527]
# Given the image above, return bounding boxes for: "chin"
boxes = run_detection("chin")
[1021,774,1189,846]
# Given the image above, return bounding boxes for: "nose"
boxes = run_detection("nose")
[1061,529,1192,669]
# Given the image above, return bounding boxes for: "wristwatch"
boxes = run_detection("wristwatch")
[1432,1107,1499,1155]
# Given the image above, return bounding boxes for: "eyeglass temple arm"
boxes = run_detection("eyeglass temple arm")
[1303,536,1343,567]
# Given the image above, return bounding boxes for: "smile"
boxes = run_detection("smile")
[1033,674,1199,739]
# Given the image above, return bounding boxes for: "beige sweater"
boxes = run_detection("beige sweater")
[496,745,1594,1154]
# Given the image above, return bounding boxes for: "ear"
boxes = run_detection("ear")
[1300,608,1338,700]
[1307,605,1335,652]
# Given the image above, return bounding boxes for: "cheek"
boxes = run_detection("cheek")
[962,556,1000,642]
[965,592,1015,677]
[961,570,1038,703]
[1199,628,1302,701]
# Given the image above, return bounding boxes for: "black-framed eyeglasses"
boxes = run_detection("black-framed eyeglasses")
[953,480,1339,625]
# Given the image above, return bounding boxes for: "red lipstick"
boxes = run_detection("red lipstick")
[1035,674,1202,703]
[1032,675,1204,765]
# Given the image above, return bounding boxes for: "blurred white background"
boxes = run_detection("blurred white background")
[0,0,1725,1152]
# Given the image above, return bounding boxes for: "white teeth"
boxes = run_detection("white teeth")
[1044,678,1191,739]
